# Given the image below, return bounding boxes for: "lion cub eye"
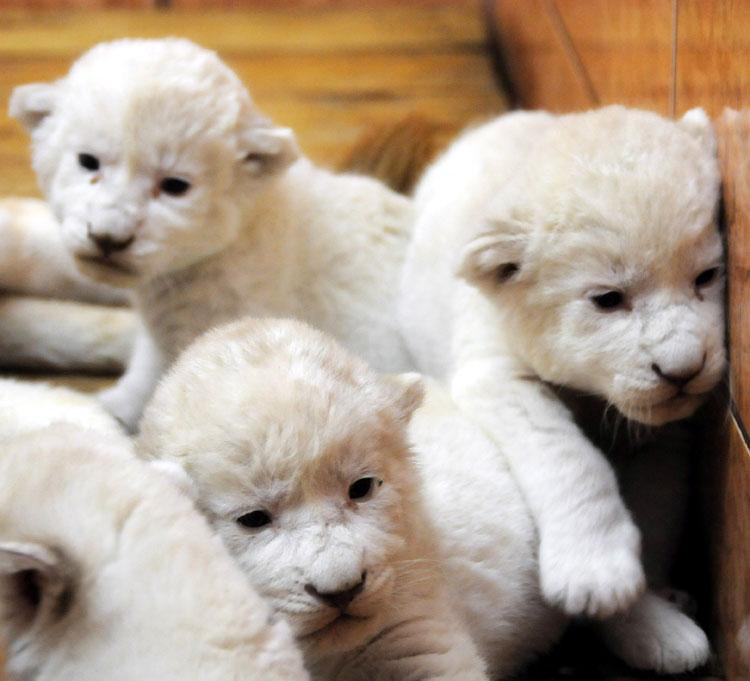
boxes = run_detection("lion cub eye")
[348,477,381,501]
[591,290,625,311]
[159,177,191,197]
[694,267,719,288]
[78,153,100,171]
[237,510,272,529]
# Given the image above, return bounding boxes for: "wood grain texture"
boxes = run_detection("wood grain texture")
[717,109,750,430]
[712,108,750,681]
[708,413,750,681]
[553,0,672,114]
[0,5,504,196]
[675,0,750,117]
[492,0,591,111]
[492,0,672,113]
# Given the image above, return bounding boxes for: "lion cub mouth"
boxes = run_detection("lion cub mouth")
[77,253,136,275]
[299,612,372,640]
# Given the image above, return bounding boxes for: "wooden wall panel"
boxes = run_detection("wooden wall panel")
[675,0,750,117]
[711,108,750,681]
[492,0,591,111]
[553,0,672,114]
[710,414,750,681]
[492,0,672,113]
[717,109,750,430]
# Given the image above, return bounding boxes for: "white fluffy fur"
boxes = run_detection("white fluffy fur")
[0,378,309,681]
[398,106,722,672]
[0,198,134,371]
[0,296,135,372]
[10,38,413,430]
[138,318,564,680]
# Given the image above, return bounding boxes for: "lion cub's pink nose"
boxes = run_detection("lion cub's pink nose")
[305,572,367,611]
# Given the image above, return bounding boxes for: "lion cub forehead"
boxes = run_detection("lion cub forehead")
[139,318,418,488]
[60,38,255,149]
[509,106,720,234]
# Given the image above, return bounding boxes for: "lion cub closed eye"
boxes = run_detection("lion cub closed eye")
[138,318,564,681]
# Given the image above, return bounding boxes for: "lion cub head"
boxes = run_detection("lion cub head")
[459,106,724,426]
[138,318,424,656]
[10,38,298,287]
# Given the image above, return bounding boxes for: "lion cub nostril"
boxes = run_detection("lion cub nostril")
[305,572,367,611]
[651,359,704,388]
[87,228,135,258]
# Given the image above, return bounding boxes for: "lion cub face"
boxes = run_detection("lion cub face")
[460,107,724,426]
[10,38,298,287]
[138,318,424,655]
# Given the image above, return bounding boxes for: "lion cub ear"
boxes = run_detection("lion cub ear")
[458,223,529,287]
[385,372,425,424]
[240,123,300,177]
[0,542,76,641]
[9,83,58,132]
[678,108,716,155]
[149,460,199,501]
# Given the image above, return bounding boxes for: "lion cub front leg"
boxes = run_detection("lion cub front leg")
[98,325,165,432]
[331,595,488,681]
[597,429,710,673]
[452,356,645,618]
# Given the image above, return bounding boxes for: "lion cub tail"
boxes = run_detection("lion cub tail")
[338,114,455,195]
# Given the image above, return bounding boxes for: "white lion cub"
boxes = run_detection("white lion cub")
[398,106,724,673]
[0,378,309,681]
[138,318,564,681]
[10,38,413,430]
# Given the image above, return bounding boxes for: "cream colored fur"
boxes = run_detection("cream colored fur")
[0,296,135,371]
[0,198,135,371]
[398,106,723,673]
[10,38,413,431]
[0,377,309,681]
[138,318,564,681]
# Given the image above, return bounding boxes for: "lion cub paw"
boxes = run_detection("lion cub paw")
[600,591,710,673]
[98,384,142,433]
[539,526,645,618]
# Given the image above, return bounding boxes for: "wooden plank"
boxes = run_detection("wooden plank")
[492,0,672,113]
[675,0,750,117]
[0,7,487,56]
[492,0,591,111]
[553,0,672,114]
[717,109,750,429]
[708,413,750,681]
[0,0,154,8]
[712,108,750,681]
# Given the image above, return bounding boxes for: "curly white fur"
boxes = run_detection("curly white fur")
[137,318,564,681]
[0,378,309,681]
[10,38,413,431]
[398,106,722,672]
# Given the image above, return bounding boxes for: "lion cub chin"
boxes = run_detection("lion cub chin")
[11,38,413,431]
[138,318,563,681]
[398,106,722,673]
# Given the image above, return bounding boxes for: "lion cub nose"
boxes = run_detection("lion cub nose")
[87,225,134,257]
[651,356,705,388]
[305,572,367,611]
